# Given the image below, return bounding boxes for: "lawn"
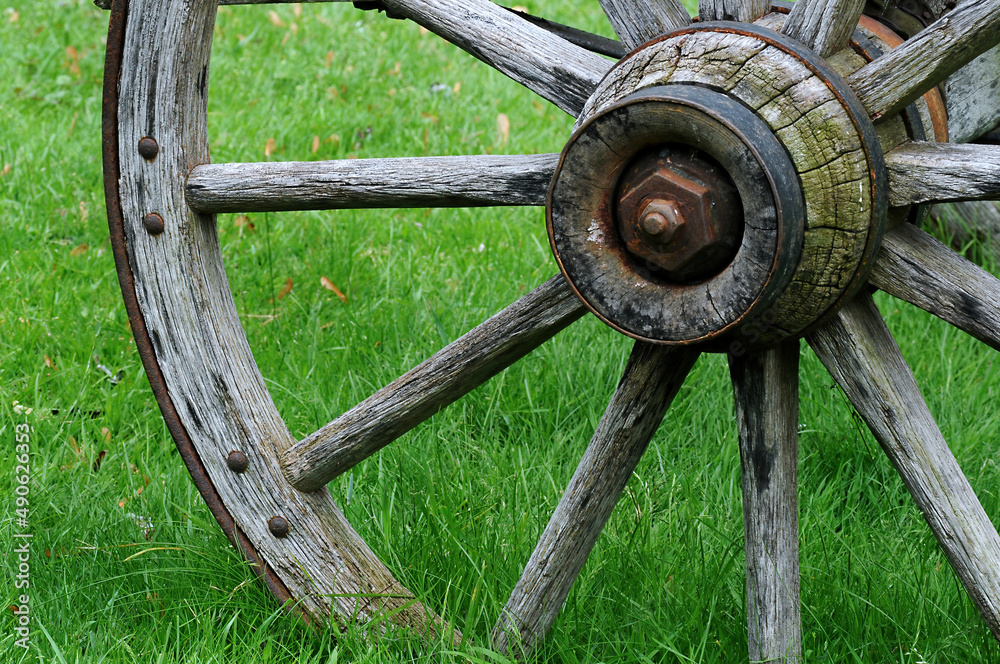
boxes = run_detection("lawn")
[3,0,1000,662]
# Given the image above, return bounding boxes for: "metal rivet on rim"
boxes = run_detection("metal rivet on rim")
[137,137,159,160]
[226,450,249,473]
[268,516,290,538]
[143,212,165,236]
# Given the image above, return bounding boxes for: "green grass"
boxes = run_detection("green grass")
[3,0,1000,662]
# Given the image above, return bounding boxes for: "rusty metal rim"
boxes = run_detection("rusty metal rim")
[101,0,297,617]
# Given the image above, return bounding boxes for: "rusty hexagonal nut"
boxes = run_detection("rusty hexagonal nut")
[616,150,743,282]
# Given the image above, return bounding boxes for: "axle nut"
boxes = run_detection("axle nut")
[616,148,742,283]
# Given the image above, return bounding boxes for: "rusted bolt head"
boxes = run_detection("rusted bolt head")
[268,516,290,538]
[226,450,249,473]
[137,137,159,160]
[639,199,683,241]
[616,147,743,283]
[143,212,165,236]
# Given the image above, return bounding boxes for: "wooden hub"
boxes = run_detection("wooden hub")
[548,22,888,349]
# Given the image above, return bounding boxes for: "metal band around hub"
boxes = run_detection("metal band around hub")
[548,84,805,344]
[566,22,888,348]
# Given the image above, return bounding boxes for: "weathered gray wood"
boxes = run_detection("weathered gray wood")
[698,0,769,23]
[379,0,611,117]
[807,293,1000,641]
[492,343,698,658]
[943,46,1000,144]
[116,0,455,638]
[885,142,1000,206]
[729,342,801,664]
[95,0,341,7]
[869,223,1000,351]
[781,0,865,58]
[848,0,1000,121]
[598,0,689,50]
[916,0,1000,144]
[186,154,557,213]
[281,275,586,492]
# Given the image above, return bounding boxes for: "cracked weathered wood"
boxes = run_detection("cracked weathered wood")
[943,46,1000,143]
[698,0,769,23]
[781,0,865,58]
[598,0,690,50]
[579,27,880,344]
[923,0,1000,137]
[492,343,698,658]
[281,275,586,492]
[808,293,1000,642]
[729,342,801,663]
[885,142,1000,206]
[870,223,1000,351]
[849,0,1000,121]
[186,154,557,213]
[116,0,456,638]
[379,0,611,117]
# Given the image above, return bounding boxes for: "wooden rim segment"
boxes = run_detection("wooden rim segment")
[100,0,297,612]
[102,0,457,638]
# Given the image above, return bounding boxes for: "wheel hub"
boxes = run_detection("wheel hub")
[547,22,888,350]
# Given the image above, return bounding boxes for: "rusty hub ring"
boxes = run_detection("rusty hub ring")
[548,84,804,345]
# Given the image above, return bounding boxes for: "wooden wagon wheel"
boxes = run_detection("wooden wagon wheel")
[101,0,1000,659]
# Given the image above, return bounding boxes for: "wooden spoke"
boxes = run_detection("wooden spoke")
[281,275,586,492]
[807,293,1000,641]
[780,0,865,58]
[492,343,698,658]
[185,154,558,214]
[698,0,769,23]
[729,342,801,664]
[506,6,628,59]
[869,223,1000,351]
[598,0,690,50]
[942,47,1000,144]
[848,0,1000,121]
[95,0,345,7]
[885,142,1000,206]
[380,0,611,117]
